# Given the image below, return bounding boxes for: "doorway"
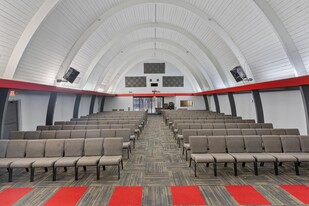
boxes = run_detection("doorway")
[133,97,163,114]
[3,100,20,139]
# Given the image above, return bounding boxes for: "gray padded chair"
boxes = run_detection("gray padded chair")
[10,140,46,182]
[55,130,71,139]
[300,135,309,153]
[262,135,299,175]
[116,129,131,159]
[85,129,101,139]
[244,136,277,175]
[226,136,257,176]
[189,136,214,177]
[97,137,123,180]
[53,139,84,181]
[32,139,64,181]
[40,131,56,139]
[208,136,236,176]
[0,140,9,159]
[75,138,104,180]
[100,129,116,138]
[285,129,300,135]
[1,140,27,182]
[182,130,198,160]
[24,131,41,139]
[49,125,62,130]
[9,131,25,139]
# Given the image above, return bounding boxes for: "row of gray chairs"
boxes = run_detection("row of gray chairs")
[0,138,124,182]
[166,115,242,125]
[189,135,309,177]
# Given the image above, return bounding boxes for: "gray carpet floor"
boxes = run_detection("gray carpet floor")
[1,115,309,205]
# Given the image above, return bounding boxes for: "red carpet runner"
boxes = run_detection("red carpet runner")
[0,188,32,206]
[280,185,309,204]
[171,186,206,205]
[108,186,143,206]
[225,185,270,205]
[44,186,88,206]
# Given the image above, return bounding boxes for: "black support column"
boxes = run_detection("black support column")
[46,92,57,125]
[73,94,82,118]
[300,85,309,134]
[0,89,9,139]
[100,96,105,112]
[89,95,96,114]
[203,95,210,111]
[228,92,237,116]
[252,90,264,123]
[213,94,220,113]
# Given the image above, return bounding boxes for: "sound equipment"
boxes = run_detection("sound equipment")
[230,66,247,82]
[63,67,80,83]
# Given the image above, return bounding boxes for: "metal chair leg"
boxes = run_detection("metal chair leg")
[194,162,197,177]
[234,163,238,176]
[8,168,13,182]
[274,162,279,175]
[75,167,78,180]
[189,158,192,167]
[214,163,217,176]
[254,162,258,176]
[121,160,124,169]
[53,167,56,181]
[118,164,120,180]
[96,166,100,180]
[295,162,300,175]
[30,168,34,182]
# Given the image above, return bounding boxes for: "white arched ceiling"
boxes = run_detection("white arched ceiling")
[105,50,203,93]
[94,40,211,91]
[1,0,309,92]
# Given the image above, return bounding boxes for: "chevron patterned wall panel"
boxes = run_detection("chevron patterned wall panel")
[125,76,147,87]
[163,76,184,87]
[144,63,165,74]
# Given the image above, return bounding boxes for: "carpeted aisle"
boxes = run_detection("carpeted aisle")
[2,115,309,205]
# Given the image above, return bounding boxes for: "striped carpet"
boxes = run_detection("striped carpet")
[1,115,309,205]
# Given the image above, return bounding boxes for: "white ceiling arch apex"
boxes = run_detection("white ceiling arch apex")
[3,0,62,79]
[81,22,226,90]
[90,38,214,90]
[253,0,307,77]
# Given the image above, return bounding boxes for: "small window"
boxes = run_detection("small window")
[180,100,193,107]
[151,83,158,87]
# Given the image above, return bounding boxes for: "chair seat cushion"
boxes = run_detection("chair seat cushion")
[268,153,297,162]
[289,153,309,162]
[0,158,20,167]
[32,158,60,168]
[191,154,214,163]
[250,153,276,162]
[177,135,183,139]
[123,142,131,148]
[99,155,122,165]
[77,156,101,166]
[211,153,235,163]
[230,153,255,162]
[130,135,135,140]
[10,158,40,168]
[174,129,178,133]
[54,157,81,167]
[184,143,190,150]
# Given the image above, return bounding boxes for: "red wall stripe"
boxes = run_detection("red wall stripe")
[2,75,309,97]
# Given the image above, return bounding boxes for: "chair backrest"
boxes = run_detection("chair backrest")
[84,138,104,156]
[262,135,282,153]
[225,123,237,129]
[249,123,261,128]
[227,129,242,136]
[62,125,75,130]
[70,130,86,139]
[285,129,300,135]
[208,136,227,153]
[271,129,286,135]
[100,129,116,138]
[201,124,213,129]
[24,131,41,139]
[280,135,301,153]
[244,136,263,153]
[198,129,213,136]
[45,139,65,157]
[74,125,86,130]
[6,140,27,158]
[50,125,62,130]
[262,123,273,128]
[189,136,208,154]
[37,125,50,131]
[241,129,257,135]
[103,137,123,156]
[190,124,202,129]
[236,123,250,129]
[98,125,110,129]
[116,129,130,142]
[212,129,227,136]
[64,139,84,157]
[0,140,9,158]
[226,136,245,153]
[256,129,271,135]
[9,131,25,139]
[56,130,71,139]
[25,140,46,158]
[86,125,98,130]
[86,129,101,138]
[299,135,309,152]
[183,130,198,144]
[40,131,56,139]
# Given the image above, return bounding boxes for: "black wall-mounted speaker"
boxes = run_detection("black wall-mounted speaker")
[230,66,247,82]
[63,67,80,83]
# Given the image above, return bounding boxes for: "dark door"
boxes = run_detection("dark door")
[3,100,19,139]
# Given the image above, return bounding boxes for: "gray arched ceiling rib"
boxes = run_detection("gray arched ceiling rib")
[55,0,254,87]
[107,49,203,93]
[96,39,209,91]
[81,22,225,90]
[253,0,307,77]
[3,0,61,79]
[85,38,214,91]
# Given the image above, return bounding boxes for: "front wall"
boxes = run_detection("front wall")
[79,95,92,117]
[234,93,256,121]
[104,96,133,111]
[218,94,231,115]
[54,93,76,122]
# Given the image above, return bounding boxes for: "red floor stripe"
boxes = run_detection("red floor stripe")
[171,186,206,206]
[226,185,270,205]
[280,185,309,204]
[0,188,32,206]
[108,186,143,206]
[44,187,88,206]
